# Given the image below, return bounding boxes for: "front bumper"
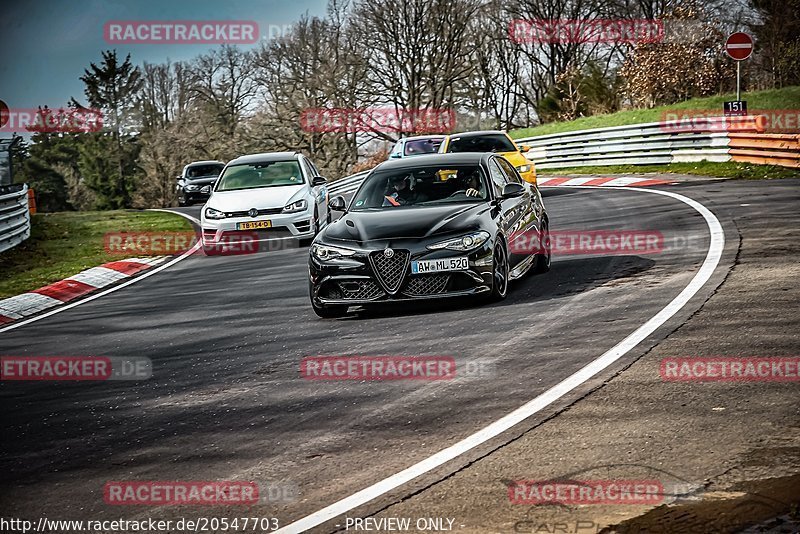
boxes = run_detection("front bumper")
[183,191,211,203]
[202,210,316,243]
[519,168,537,185]
[309,240,494,306]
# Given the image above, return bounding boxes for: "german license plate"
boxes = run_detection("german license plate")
[236,220,272,230]
[411,257,468,274]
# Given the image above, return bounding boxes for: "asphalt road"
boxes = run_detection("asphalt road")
[0,182,749,532]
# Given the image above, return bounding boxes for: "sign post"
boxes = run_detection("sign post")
[724,32,754,103]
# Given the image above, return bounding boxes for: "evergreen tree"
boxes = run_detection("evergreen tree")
[17,133,81,212]
[72,50,142,208]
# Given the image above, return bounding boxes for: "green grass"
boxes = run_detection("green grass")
[539,161,800,179]
[0,210,193,299]
[509,86,800,139]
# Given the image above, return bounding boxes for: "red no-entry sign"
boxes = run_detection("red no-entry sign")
[0,100,8,129]
[725,32,754,61]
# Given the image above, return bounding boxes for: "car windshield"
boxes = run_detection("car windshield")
[404,137,444,156]
[216,161,304,192]
[350,164,488,210]
[186,164,224,178]
[446,134,516,153]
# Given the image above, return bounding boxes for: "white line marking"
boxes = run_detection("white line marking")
[148,208,201,226]
[600,177,640,187]
[118,256,169,266]
[0,212,201,334]
[274,186,726,534]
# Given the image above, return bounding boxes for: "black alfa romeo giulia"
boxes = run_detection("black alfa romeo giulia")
[308,153,550,318]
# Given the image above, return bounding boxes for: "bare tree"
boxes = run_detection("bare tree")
[620,3,734,107]
[188,45,260,142]
[508,0,607,107]
[252,4,370,178]
[352,0,482,139]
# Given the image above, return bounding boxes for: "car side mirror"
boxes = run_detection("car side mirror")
[312,176,328,186]
[520,145,531,152]
[500,183,525,199]
[329,195,347,211]
[389,153,402,159]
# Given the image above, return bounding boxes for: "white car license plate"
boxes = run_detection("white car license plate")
[411,257,468,274]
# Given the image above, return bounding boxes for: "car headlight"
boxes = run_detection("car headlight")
[204,207,226,220]
[516,164,531,174]
[283,199,308,213]
[185,184,199,192]
[200,185,211,193]
[311,243,357,260]
[427,231,490,251]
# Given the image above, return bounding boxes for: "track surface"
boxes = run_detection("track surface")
[0,182,750,531]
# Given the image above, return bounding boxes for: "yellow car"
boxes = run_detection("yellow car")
[439,130,536,185]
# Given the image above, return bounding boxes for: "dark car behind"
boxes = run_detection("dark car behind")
[177,161,225,206]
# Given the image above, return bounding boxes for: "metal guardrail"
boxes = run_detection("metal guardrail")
[329,116,796,188]
[515,116,771,169]
[0,183,31,254]
[327,170,371,197]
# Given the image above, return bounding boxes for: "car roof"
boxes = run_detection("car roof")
[227,152,299,165]
[186,160,225,167]
[446,130,507,138]
[401,135,446,141]
[374,152,490,171]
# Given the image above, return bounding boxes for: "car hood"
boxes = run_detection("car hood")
[325,203,489,243]
[208,185,306,211]
[499,151,527,166]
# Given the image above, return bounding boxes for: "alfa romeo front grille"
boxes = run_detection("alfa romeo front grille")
[369,250,410,294]
[403,274,450,296]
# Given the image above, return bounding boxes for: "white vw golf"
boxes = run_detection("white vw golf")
[200,152,330,253]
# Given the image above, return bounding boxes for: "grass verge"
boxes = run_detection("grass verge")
[509,86,800,139]
[0,210,193,299]
[538,161,800,179]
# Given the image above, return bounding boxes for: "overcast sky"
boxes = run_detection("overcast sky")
[0,0,328,111]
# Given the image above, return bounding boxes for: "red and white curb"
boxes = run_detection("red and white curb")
[538,176,674,187]
[0,257,167,325]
